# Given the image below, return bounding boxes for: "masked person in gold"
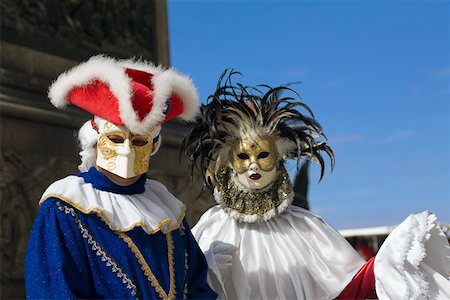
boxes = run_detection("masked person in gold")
[183,70,450,300]
[25,55,217,300]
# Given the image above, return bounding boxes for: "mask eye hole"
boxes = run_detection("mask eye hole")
[132,139,149,147]
[237,153,249,160]
[258,152,270,159]
[107,135,124,144]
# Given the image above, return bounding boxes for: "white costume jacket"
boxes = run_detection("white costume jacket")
[193,205,450,299]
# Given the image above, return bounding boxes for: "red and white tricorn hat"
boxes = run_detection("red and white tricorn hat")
[48,55,199,134]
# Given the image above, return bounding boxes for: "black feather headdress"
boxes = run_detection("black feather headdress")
[182,69,334,191]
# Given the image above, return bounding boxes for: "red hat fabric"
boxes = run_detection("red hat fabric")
[48,55,199,134]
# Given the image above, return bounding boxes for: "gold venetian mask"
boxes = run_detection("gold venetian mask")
[229,138,278,190]
[230,138,277,174]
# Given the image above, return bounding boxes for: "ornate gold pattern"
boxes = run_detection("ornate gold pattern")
[56,202,138,297]
[133,136,153,175]
[230,138,277,173]
[39,193,186,234]
[215,166,293,219]
[118,232,176,300]
[107,161,116,170]
[98,134,118,161]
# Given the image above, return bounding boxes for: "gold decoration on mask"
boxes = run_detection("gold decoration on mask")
[105,121,115,129]
[132,136,153,175]
[97,134,118,161]
[106,161,116,171]
[230,138,277,174]
[215,166,293,222]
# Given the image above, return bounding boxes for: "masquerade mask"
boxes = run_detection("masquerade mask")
[230,138,277,190]
[96,120,153,179]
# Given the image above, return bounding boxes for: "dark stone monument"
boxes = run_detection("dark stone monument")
[0,1,213,297]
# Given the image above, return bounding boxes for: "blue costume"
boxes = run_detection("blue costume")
[25,167,217,299]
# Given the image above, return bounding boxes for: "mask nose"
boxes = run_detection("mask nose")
[118,139,131,154]
[249,163,259,172]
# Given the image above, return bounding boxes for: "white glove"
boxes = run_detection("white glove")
[212,241,237,270]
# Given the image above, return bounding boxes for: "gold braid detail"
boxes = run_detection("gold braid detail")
[117,232,176,300]
[40,193,186,234]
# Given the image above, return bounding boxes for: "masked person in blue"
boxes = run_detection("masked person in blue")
[25,55,217,300]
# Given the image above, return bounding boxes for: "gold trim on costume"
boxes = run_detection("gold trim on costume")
[40,193,186,234]
[118,232,176,300]
[56,201,138,297]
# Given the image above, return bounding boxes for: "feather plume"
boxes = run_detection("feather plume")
[182,69,334,190]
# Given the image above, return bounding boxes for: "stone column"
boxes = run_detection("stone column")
[0,1,212,297]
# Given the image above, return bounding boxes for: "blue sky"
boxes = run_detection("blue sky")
[168,0,450,229]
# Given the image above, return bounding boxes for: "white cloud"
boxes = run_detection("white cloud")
[375,130,414,144]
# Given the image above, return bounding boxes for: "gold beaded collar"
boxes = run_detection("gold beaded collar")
[213,166,294,223]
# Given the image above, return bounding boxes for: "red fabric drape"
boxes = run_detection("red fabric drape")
[336,257,377,299]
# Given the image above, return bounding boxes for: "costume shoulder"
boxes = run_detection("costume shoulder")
[193,204,330,240]
[36,193,82,227]
[192,206,226,237]
[193,204,351,255]
[39,175,186,235]
[146,178,170,191]
[40,175,86,204]
[287,204,328,222]
[145,178,184,206]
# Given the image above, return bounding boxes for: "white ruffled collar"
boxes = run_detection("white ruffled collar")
[40,176,185,234]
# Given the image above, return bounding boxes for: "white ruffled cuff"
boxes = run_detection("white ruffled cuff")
[374,211,450,300]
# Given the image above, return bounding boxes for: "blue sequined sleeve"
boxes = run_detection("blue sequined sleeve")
[25,198,96,299]
[183,219,218,300]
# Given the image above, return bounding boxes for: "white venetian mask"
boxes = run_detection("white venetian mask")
[95,120,154,179]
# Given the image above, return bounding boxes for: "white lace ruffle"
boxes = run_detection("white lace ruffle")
[374,211,450,300]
